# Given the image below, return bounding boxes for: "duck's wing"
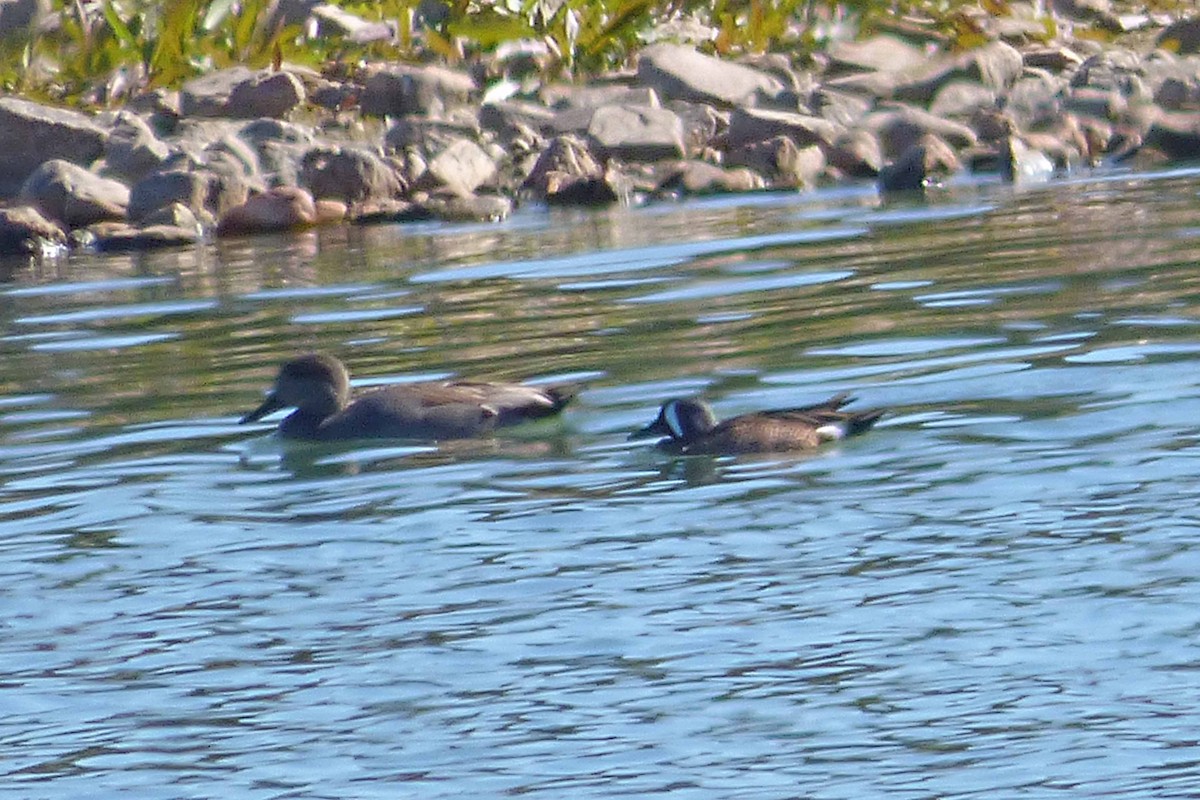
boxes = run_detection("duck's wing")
[331,379,577,438]
[406,380,575,414]
[753,394,885,439]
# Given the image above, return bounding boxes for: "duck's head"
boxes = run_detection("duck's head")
[240,353,352,424]
[629,398,718,442]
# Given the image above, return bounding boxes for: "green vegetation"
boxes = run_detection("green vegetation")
[0,0,1166,107]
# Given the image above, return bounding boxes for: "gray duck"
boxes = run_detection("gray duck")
[630,393,884,455]
[240,353,578,441]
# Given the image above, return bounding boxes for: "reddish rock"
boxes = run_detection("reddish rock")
[216,186,321,235]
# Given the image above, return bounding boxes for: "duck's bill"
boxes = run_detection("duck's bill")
[628,417,669,440]
[240,393,285,424]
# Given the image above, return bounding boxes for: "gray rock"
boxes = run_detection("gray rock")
[206,134,261,179]
[128,170,210,222]
[999,136,1055,183]
[521,134,604,198]
[309,79,358,111]
[726,107,840,149]
[19,159,129,228]
[181,67,255,117]
[656,160,765,195]
[349,199,420,224]
[971,107,1017,142]
[1158,17,1200,56]
[545,168,632,206]
[0,0,46,37]
[727,136,824,188]
[240,118,315,146]
[893,42,1024,105]
[254,141,307,187]
[587,105,686,161]
[810,89,871,128]
[0,97,108,197]
[1070,49,1145,95]
[103,112,172,183]
[1021,129,1085,170]
[637,44,788,108]
[826,35,926,77]
[86,221,201,252]
[1062,86,1127,119]
[1145,110,1200,159]
[0,205,65,255]
[878,134,961,194]
[140,201,200,230]
[300,146,406,203]
[1004,72,1066,129]
[668,100,728,152]
[740,52,813,98]
[360,64,476,117]
[823,70,898,100]
[1023,45,1086,73]
[826,130,884,178]
[384,115,481,151]
[269,0,323,28]
[201,154,256,216]
[929,82,997,120]
[181,67,305,118]
[415,193,512,222]
[227,71,306,118]
[868,106,978,159]
[1050,0,1123,30]
[423,138,495,196]
[542,83,659,110]
[480,100,558,137]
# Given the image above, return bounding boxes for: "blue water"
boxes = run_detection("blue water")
[5,170,1200,797]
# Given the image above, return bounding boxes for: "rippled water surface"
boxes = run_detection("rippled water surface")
[7,171,1200,798]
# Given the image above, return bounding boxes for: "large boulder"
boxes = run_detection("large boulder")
[217,186,343,235]
[826,35,926,77]
[0,97,108,197]
[103,112,172,183]
[0,205,65,255]
[892,42,1024,105]
[587,104,686,161]
[300,146,406,203]
[424,139,496,196]
[727,107,840,149]
[181,67,306,118]
[637,44,788,108]
[19,159,129,228]
[878,134,960,194]
[360,64,476,117]
[128,170,211,223]
[0,0,46,38]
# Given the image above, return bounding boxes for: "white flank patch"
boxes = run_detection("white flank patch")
[815,422,846,441]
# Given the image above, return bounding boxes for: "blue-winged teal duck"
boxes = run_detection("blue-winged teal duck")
[630,393,884,454]
[240,353,578,441]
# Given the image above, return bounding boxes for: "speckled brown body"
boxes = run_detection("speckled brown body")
[632,394,884,455]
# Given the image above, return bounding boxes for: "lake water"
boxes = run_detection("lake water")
[5,169,1200,798]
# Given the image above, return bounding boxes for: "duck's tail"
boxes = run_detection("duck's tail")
[843,407,886,437]
[543,383,584,412]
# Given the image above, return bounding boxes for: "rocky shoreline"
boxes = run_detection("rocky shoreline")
[5,4,1200,256]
